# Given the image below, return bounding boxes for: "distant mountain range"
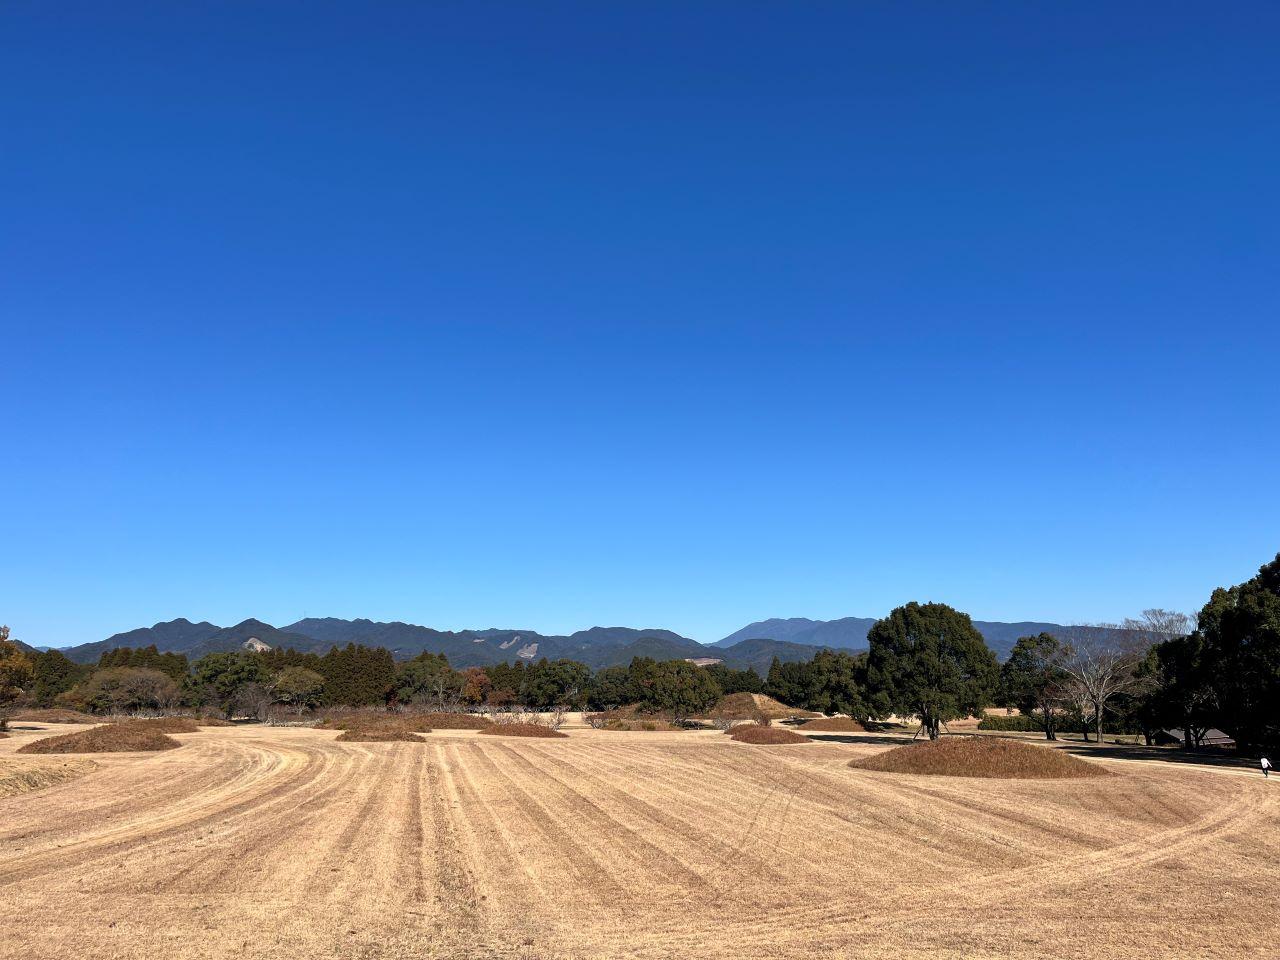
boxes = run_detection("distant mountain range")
[53,617,761,671]
[715,616,1133,661]
[45,613,1131,673]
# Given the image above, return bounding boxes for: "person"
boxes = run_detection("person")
[1262,756,1272,778]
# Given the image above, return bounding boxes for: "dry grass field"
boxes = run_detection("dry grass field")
[1,719,1277,960]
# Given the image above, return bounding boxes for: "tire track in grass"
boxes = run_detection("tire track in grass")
[494,743,711,897]
[444,740,559,940]
[424,743,485,943]
[0,738,323,888]
[529,743,796,890]
[463,739,631,920]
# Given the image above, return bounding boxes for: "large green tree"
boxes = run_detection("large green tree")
[1196,553,1280,749]
[0,628,35,729]
[32,649,90,707]
[999,633,1068,740]
[190,652,270,717]
[637,659,721,721]
[866,602,998,739]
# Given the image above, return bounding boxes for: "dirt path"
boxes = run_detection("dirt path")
[1,724,1275,959]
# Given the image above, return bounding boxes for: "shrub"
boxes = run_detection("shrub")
[978,713,1046,732]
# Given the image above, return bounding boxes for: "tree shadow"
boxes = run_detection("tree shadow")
[801,732,917,746]
[1055,741,1258,771]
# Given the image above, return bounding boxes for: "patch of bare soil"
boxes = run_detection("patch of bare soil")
[728,725,810,744]
[850,735,1111,779]
[479,722,567,738]
[798,717,866,732]
[16,722,182,754]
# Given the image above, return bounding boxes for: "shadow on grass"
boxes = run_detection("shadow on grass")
[1054,741,1258,772]
[801,732,917,746]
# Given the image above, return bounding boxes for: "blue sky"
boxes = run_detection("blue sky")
[2,2,1277,647]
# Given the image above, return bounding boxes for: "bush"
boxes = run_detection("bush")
[977,714,1046,732]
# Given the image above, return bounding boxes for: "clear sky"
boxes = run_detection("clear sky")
[3,2,1277,648]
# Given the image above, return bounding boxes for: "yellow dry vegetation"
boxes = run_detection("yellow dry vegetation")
[0,724,1276,960]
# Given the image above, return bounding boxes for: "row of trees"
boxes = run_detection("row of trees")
[999,554,1280,750]
[2,552,1276,745]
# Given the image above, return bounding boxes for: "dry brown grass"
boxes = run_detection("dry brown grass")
[0,724,1276,960]
[478,722,568,738]
[335,726,426,742]
[709,692,821,721]
[419,712,493,729]
[798,717,866,732]
[595,718,680,731]
[850,736,1111,779]
[196,717,235,727]
[9,708,99,724]
[0,757,96,797]
[727,725,810,744]
[16,722,181,754]
[319,712,435,733]
[109,716,202,734]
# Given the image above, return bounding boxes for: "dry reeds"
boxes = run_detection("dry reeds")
[849,736,1111,779]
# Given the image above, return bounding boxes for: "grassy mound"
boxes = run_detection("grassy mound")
[320,713,434,733]
[479,723,568,739]
[18,722,181,754]
[104,716,201,734]
[10,708,99,724]
[798,717,866,732]
[419,712,493,729]
[728,725,810,744]
[709,693,821,721]
[0,758,96,797]
[849,736,1111,779]
[336,726,426,742]
[196,717,235,727]
[589,717,680,731]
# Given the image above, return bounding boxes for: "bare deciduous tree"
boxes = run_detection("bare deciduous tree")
[1058,626,1153,744]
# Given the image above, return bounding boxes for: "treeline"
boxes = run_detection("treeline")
[2,552,1276,747]
[8,641,768,722]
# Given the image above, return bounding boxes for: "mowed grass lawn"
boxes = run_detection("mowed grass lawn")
[0,721,1276,960]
